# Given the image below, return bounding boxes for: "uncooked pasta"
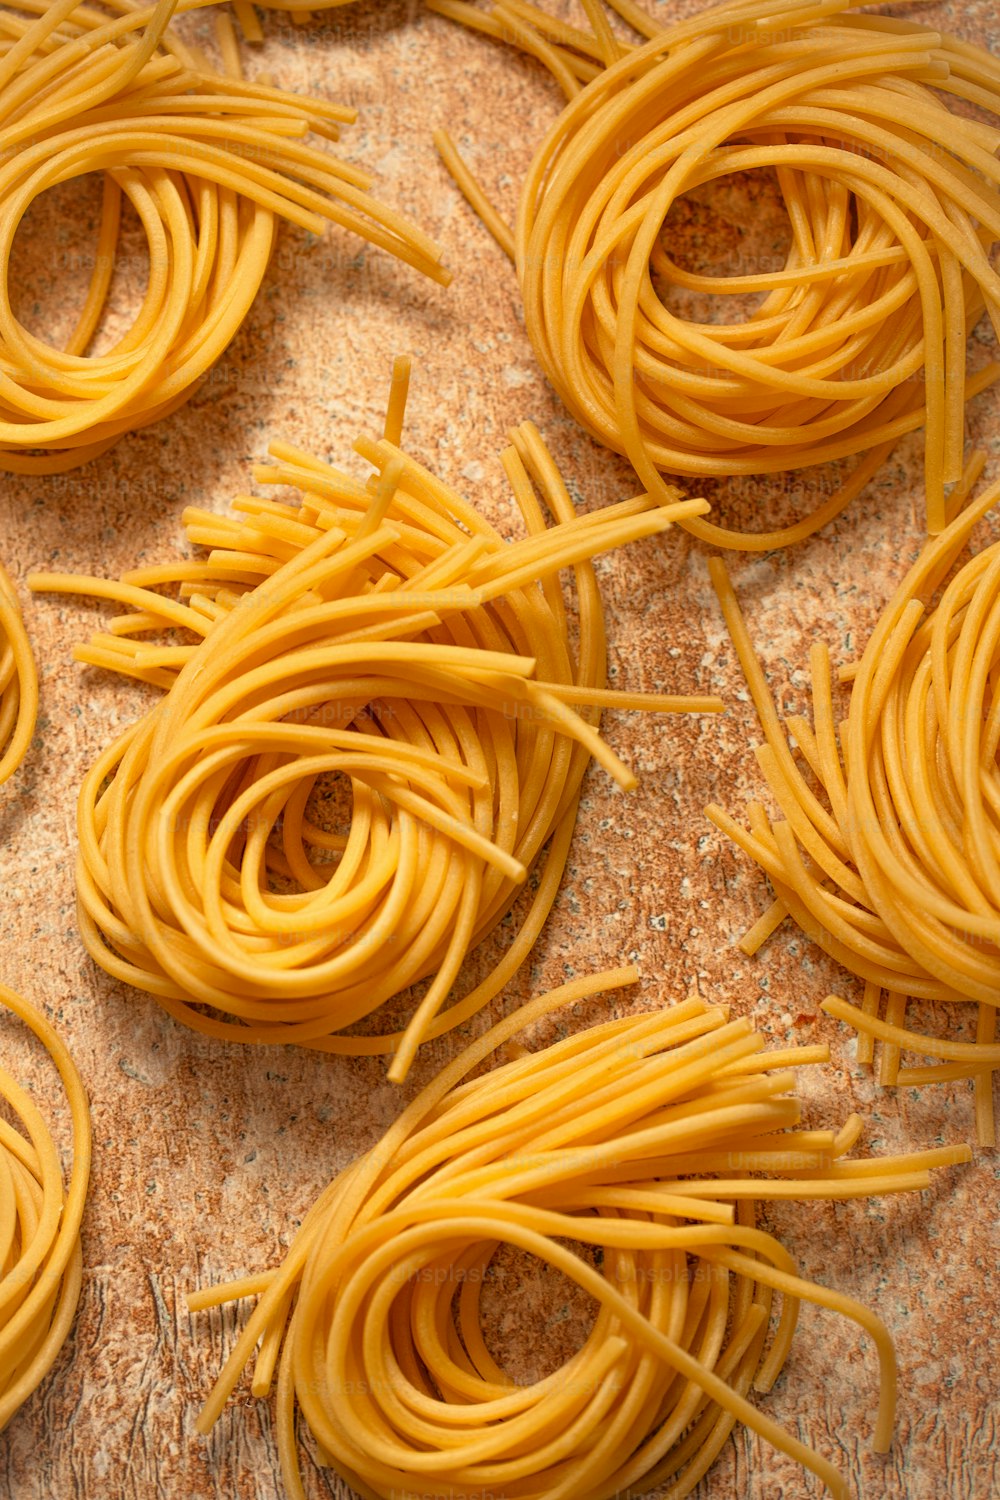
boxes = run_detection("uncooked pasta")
[430,0,1000,544]
[0,0,449,473]
[30,366,722,1078]
[708,455,1000,1144]
[188,967,970,1500]
[0,562,37,785]
[0,981,91,1430]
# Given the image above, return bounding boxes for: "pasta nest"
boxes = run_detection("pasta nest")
[710,456,1000,1144]
[0,0,448,473]
[189,968,969,1500]
[433,0,1000,544]
[0,982,91,1430]
[31,391,718,1078]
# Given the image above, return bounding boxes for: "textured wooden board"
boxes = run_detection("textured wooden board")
[1,2,998,1498]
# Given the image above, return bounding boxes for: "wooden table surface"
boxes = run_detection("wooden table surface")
[1,3,997,1498]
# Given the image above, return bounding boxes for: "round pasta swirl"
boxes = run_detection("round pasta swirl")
[31,375,720,1077]
[708,456,1000,1144]
[431,0,1000,545]
[0,982,91,1430]
[189,968,969,1500]
[0,0,449,473]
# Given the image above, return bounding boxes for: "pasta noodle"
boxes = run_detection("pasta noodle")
[0,562,38,785]
[246,2,360,10]
[0,0,449,474]
[30,365,722,1079]
[0,980,91,1430]
[707,455,1000,1144]
[188,966,970,1500]
[429,0,1000,544]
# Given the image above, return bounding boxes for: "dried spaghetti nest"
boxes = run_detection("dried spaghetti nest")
[31,366,720,1078]
[709,455,1000,1144]
[0,0,448,473]
[188,968,969,1500]
[431,0,1000,546]
[0,981,91,1430]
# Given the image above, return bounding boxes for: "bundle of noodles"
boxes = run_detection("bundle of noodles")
[429,0,1000,545]
[30,363,722,1078]
[0,981,91,1430]
[708,455,1000,1145]
[0,0,449,472]
[188,967,970,1500]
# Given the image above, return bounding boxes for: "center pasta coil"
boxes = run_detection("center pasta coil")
[30,371,722,1079]
[188,967,970,1500]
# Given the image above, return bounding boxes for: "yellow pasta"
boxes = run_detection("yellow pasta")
[30,365,721,1079]
[0,0,449,473]
[430,0,1000,543]
[0,980,92,1430]
[0,562,38,785]
[247,2,361,11]
[707,456,1000,1144]
[188,966,970,1500]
